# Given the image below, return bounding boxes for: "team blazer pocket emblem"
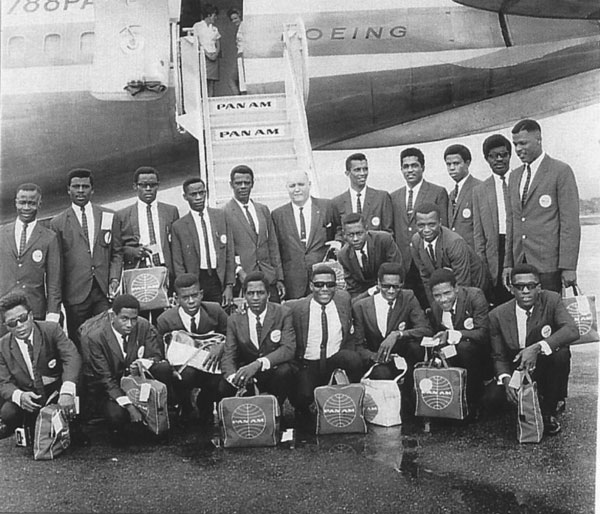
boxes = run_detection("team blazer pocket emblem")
[48,359,57,369]
[221,234,227,244]
[138,346,145,358]
[462,208,471,219]
[541,325,552,338]
[464,317,474,330]
[32,249,43,263]
[270,330,281,343]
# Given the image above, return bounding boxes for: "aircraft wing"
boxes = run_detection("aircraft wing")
[454,0,600,20]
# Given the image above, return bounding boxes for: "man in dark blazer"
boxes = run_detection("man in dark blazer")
[50,169,122,348]
[353,263,433,410]
[503,119,580,293]
[391,147,449,308]
[490,264,578,435]
[157,273,228,425]
[271,171,336,299]
[85,294,173,442]
[171,178,234,305]
[287,265,363,425]
[338,213,403,299]
[332,152,393,236]
[219,272,296,406]
[0,183,61,335]
[411,203,488,306]
[428,269,490,413]
[472,135,514,307]
[445,144,482,251]
[0,292,80,438]
[223,165,285,302]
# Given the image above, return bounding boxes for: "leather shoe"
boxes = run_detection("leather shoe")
[555,399,566,416]
[543,415,561,436]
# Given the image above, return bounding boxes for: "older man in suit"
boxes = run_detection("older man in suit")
[490,264,578,435]
[272,171,336,299]
[50,169,122,348]
[171,178,234,305]
[473,135,514,307]
[446,144,482,251]
[332,152,393,236]
[0,183,61,335]
[219,272,296,406]
[503,119,581,293]
[391,147,449,308]
[223,165,285,302]
[0,292,80,439]
[338,213,403,299]
[411,203,488,306]
[157,273,228,426]
[287,265,363,426]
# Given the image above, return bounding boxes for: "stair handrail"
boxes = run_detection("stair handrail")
[197,40,216,205]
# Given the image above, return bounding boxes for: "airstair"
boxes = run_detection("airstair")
[175,21,319,208]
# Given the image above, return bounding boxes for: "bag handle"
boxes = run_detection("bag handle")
[362,360,407,383]
[562,285,583,298]
[328,368,350,385]
[44,390,60,407]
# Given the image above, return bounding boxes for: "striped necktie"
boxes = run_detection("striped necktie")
[521,164,532,207]
[18,222,28,257]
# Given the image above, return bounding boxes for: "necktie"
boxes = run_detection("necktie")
[190,315,198,334]
[255,315,262,345]
[521,164,531,207]
[450,308,456,328]
[407,189,414,217]
[320,305,328,376]
[18,222,29,257]
[356,192,362,214]
[146,205,161,266]
[80,206,89,242]
[24,338,44,398]
[386,300,394,334]
[121,335,128,357]
[299,206,307,245]
[199,212,213,272]
[452,183,459,213]
[427,243,436,264]
[244,204,258,237]
[360,249,368,273]
[500,175,509,202]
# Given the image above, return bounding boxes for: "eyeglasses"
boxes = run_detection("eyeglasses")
[136,182,159,189]
[380,284,402,290]
[487,151,510,160]
[313,281,337,289]
[4,312,30,328]
[512,282,539,291]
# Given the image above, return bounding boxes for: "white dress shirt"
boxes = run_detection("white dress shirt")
[136,200,165,264]
[14,218,37,250]
[248,308,270,370]
[349,187,366,214]
[111,325,132,406]
[292,198,312,243]
[515,304,552,354]
[373,292,395,336]
[71,203,95,255]
[452,174,470,200]
[405,180,423,211]
[191,210,218,269]
[492,171,511,235]
[178,307,200,332]
[305,299,343,360]
[234,198,259,234]
[519,152,546,198]
[193,19,221,53]
[441,300,458,330]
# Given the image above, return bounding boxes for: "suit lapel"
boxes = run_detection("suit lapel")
[9,335,30,377]
[184,213,202,260]
[486,181,499,232]
[505,303,519,349]
[260,305,274,347]
[198,305,217,333]
[362,187,372,214]
[108,326,126,365]
[306,200,321,249]
[31,324,43,367]
[454,288,467,326]
[284,203,302,244]
[232,201,257,241]
[207,208,221,252]
[511,166,525,212]
[5,223,18,258]
[300,298,311,351]
[523,155,547,203]
[22,223,42,256]
[67,207,88,246]
[92,205,103,249]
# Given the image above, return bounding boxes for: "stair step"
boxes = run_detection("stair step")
[211,138,296,158]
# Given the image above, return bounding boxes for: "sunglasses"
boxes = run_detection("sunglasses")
[380,284,402,290]
[137,182,159,189]
[313,281,337,289]
[4,312,30,328]
[512,282,539,291]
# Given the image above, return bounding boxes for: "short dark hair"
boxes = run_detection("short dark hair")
[345,152,367,171]
[415,202,441,219]
[444,144,471,163]
[112,294,140,314]
[0,291,31,320]
[16,183,42,197]
[482,134,511,158]
[311,265,336,282]
[510,263,540,282]
[134,166,160,183]
[341,213,365,228]
[182,177,205,193]
[243,271,270,291]
[227,8,241,18]
[429,268,457,289]
[67,168,93,188]
[512,119,541,135]
[377,262,404,282]
[400,147,424,167]
[174,273,200,292]
[202,3,218,18]
[230,164,254,183]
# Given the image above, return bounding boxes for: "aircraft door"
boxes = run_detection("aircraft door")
[91,0,171,101]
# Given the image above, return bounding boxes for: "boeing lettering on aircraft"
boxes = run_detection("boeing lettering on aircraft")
[305,25,407,41]
[6,0,93,14]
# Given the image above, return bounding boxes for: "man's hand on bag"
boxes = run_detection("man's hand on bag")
[203,342,224,373]
[20,392,42,413]
[58,393,76,418]
[502,267,512,291]
[109,279,120,299]
[561,270,577,288]
[514,344,540,373]
[376,333,398,363]
[126,404,144,423]
[222,285,234,307]
[502,376,518,405]
[232,361,261,388]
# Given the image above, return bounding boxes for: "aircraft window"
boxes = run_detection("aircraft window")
[7,36,26,61]
[80,31,95,57]
[44,34,61,59]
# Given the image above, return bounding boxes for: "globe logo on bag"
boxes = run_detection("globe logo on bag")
[231,403,267,439]
[419,375,453,410]
[565,302,593,336]
[130,273,160,303]
[323,393,357,427]
[363,393,378,422]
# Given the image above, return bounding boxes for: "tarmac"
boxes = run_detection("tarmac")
[0,343,596,514]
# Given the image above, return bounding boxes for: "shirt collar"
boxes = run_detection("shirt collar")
[455,174,470,190]
[71,202,92,214]
[111,323,127,346]
[16,218,37,230]
[442,299,458,313]
[374,291,395,309]
[515,303,534,316]
[234,198,253,210]
[492,170,511,184]
[407,179,423,195]
[137,199,157,210]
[249,306,268,323]
[528,151,546,174]
[292,197,312,212]
[178,306,200,324]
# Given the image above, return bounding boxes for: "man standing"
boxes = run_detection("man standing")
[171,178,234,305]
[332,153,393,235]
[446,144,482,250]
[223,165,285,301]
[287,265,363,427]
[490,264,578,435]
[0,293,80,440]
[271,171,336,299]
[50,169,121,347]
[411,203,488,306]
[472,135,514,306]
[0,184,61,332]
[337,214,403,299]
[503,119,580,292]
[157,273,228,426]
[219,272,296,406]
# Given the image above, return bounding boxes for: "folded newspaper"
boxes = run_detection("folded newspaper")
[165,330,225,374]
